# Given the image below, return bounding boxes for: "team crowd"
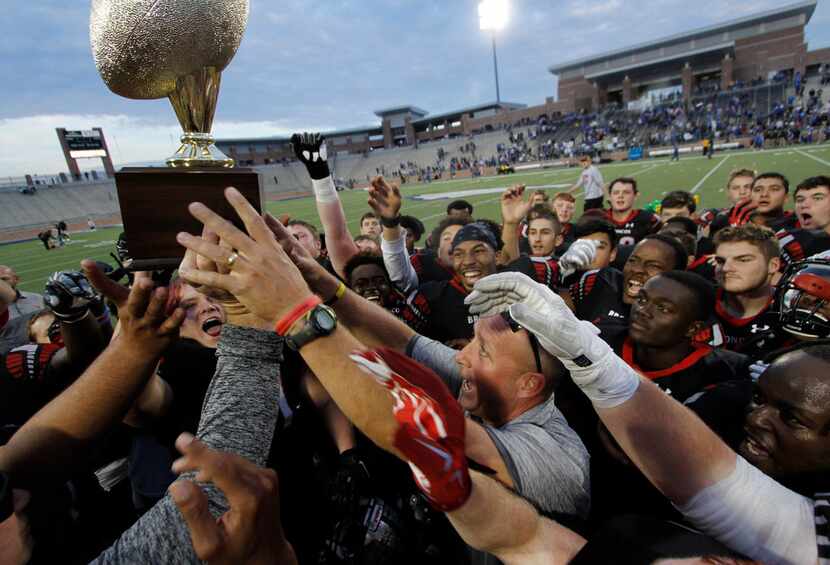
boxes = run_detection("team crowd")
[1,132,830,564]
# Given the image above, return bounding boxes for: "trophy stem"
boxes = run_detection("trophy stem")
[166,66,234,168]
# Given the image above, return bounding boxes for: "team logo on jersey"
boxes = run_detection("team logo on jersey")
[750,323,771,334]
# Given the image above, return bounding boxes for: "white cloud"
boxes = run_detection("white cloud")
[0,114,331,178]
[569,0,622,17]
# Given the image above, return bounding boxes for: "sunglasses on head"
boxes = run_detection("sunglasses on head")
[500,310,543,374]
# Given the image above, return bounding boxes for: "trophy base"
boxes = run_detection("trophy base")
[114,167,263,271]
[166,132,235,168]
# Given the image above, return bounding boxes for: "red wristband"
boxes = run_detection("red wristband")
[275,295,322,335]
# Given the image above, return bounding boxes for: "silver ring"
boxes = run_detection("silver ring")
[226,252,239,267]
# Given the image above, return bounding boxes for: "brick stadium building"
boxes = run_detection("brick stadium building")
[217,0,828,166]
[550,0,827,112]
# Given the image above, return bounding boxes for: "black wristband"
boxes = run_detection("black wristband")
[380,215,401,228]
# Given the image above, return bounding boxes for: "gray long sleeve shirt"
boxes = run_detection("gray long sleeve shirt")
[92,325,284,564]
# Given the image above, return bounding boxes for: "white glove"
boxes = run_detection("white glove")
[558,239,599,280]
[465,272,639,408]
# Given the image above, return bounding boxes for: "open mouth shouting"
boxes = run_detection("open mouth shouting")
[201,316,223,338]
[625,278,644,299]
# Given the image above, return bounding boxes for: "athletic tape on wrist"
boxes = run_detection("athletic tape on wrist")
[311,177,338,203]
[564,353,640,409]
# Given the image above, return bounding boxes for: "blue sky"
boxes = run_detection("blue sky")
[2,0,829,177]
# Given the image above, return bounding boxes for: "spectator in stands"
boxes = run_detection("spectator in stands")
[447,200,474,220]
[353,234,380,255]
[567,155,606,211]
[359,212,382,238]
[659,190,697,221]
[712,225,780,353]
[286,219,322,260]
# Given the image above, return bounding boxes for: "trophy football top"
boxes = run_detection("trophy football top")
[90,0,249,100]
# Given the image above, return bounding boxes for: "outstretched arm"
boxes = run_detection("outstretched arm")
[368,176,420,293]
[292,133,358,278]
[500,185,530,265]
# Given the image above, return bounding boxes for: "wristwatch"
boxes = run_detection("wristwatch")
[285,304,338,351]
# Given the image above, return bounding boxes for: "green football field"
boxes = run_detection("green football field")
[3,144,830,294]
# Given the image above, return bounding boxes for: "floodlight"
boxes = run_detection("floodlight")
[479,0,509,31]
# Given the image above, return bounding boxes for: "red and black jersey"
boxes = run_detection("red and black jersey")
[404,278,475,344]
[409,250,454,285]
[618,338,749,402]
[698,208,722,228]
[0,343,62,427]
[570,268,629,335]
[687,255,716,282]
[714,288,775,352]
[504,255,561,290]
[766,211,800,232]
[605,209,661,246]
[555,223,575,256]
[776,228,830,269]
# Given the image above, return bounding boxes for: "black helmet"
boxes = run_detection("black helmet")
[774,256,830,339]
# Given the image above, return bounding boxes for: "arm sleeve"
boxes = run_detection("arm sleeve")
[92,326,284,564]
[675,455,817,565]
[381,229,420,294]
[406,334,463,396]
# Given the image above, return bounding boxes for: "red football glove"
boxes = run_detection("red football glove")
[728,199,757,226]
[350,348,471,512]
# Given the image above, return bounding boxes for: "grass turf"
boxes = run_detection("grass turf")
[3,144,830,294]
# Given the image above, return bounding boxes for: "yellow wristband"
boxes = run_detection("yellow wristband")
[325,281,347,306]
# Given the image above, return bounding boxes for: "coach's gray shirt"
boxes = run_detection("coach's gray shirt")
[407,334,591,519]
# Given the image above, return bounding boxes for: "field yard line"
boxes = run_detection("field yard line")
[691,155,732,194]
[795,149,830,168]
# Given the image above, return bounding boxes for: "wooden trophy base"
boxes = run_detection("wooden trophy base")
[114,167,263,271]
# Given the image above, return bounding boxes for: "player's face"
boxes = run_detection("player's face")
[528,218,560,257]
[610,183,637,213]
[660,207,691,221]
[727,175,753,204]
[348,263,392,307]
[795,186,830,231]
[740,351,830,479]
[448,208,472,220]
[452,240,498,291]
[622,239,676,305]
[405,230,417,253]
[455,319,538,426]
[715,241,777,294]
[438,224,464,266]
[360,217,381,237]
[629,276,699,347]
[553,199,575,224]
[287,225,321,259]
[29,312,57,344]
[177,284,226,349]
[579,233,616,270]
[354,238,380,254]
[751,178,788,214]
[0,266,19,289]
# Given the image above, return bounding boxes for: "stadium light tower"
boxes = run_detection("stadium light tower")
[479,0,509,104]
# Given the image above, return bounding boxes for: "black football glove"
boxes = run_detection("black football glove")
[328,448,372,516]
[291,132,330,180]
[43,270,101,322]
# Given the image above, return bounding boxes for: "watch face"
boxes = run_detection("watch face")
[313,307,337,332]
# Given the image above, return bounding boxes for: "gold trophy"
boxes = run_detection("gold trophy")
[90,0,263,268]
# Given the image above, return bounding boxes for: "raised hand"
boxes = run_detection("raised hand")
[367,176,403,221]
[290,132,330,180]
[500,184,531,225]
[116,272,185,357]
[176,187,314,325]
[170,434,296,565]
[43,270,101,322]
[559,239,599,278]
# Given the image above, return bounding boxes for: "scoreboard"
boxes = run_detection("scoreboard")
[62,129,107,158]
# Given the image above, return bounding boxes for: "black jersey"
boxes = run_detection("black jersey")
[714,288,775,353]
[409,250,454,285]
[766,211,800,232]
[405,278,476,344]
[618,338,749,402]
[504,254,561,290]
[776,228,830,269]
[555,223,575,256]
[605,209,661,246]
[570,268,629,335]
[0,343,63,428]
